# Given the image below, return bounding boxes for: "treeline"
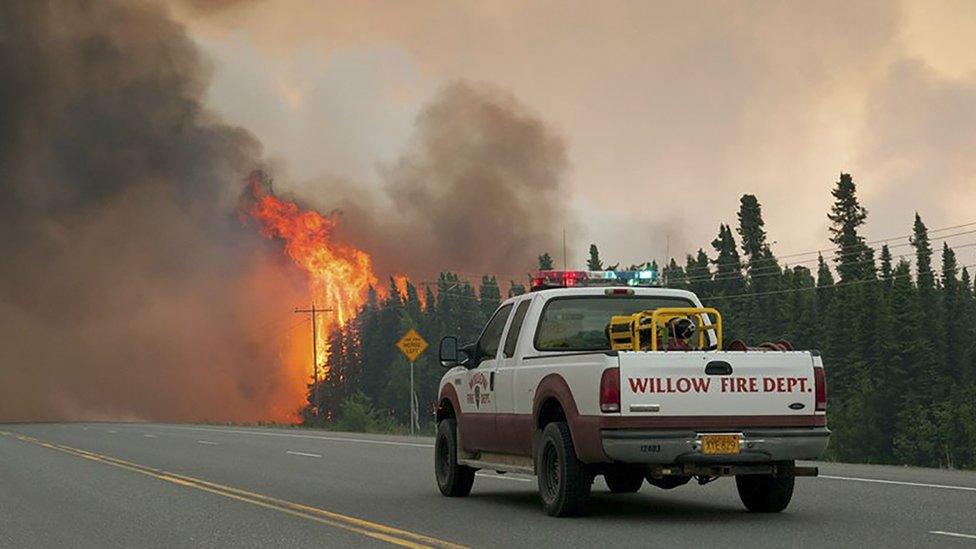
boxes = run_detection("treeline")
[309,173,976,469]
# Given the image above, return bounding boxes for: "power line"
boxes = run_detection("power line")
[415,219,976,284]
[680,238,976,285]
[697,223,976,272]
[702,262,976,302]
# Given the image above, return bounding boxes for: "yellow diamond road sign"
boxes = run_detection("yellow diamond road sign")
[396,329,428,362]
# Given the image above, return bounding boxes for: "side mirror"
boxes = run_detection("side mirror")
[440,336,459,368]
[440,336,472,368]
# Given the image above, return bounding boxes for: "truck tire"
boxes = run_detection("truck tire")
[536,421,592,517]
[604,466,644,493]
[435,418,475,497]
[735,462,795,513]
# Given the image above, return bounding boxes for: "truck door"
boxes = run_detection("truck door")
[458,303,512,454]
[493,298,532,454]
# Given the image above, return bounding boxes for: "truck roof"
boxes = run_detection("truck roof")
[502,286,702,307]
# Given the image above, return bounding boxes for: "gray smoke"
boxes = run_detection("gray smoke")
[325,81,575,283]
[0,0,306,422]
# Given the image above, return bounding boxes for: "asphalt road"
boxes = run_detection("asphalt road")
[2,423,975,548]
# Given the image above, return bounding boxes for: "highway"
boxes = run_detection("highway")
[2,423,974,548]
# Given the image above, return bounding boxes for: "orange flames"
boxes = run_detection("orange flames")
[243,174,378,380]
[393,274,409,300]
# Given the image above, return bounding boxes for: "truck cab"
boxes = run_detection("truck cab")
[433,270,829,516]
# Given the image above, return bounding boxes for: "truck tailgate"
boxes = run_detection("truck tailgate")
[618,351,816,417]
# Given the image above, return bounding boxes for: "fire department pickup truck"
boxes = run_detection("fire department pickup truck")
[434,270,829,516]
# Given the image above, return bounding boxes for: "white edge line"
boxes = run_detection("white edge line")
[196,440,219,445]
[476,472,534,483]
[286,450,323,458]
[820,474,976,493]
[151,425,434,448]
[930,531,976,540]
[143,434,157,438]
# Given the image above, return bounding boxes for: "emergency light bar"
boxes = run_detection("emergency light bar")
[530,269,659,291]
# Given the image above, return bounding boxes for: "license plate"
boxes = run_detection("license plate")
[701,434,740,455]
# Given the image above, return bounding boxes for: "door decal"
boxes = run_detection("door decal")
[467,372,491,409]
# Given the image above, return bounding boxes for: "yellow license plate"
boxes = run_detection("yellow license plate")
[701,434,740,455]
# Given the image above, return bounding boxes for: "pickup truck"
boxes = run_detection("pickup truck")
[434,273,829,516]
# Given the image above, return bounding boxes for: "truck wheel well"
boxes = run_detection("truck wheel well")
[436,398,456,423]
[537,398,566,430]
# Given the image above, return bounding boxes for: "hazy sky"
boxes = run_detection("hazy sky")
[174,0,976,273]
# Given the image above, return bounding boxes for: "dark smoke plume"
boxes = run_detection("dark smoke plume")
[0,0,306,422]
[0,3,576,423]
[327,81,574,283]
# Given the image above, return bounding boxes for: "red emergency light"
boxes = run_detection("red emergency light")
[531,270,589,290]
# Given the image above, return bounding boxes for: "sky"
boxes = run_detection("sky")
[173,0,976,273]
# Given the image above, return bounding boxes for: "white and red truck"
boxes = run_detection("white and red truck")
[434,270,829,516]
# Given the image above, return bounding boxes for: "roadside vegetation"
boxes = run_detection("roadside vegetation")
[306,173,976,470]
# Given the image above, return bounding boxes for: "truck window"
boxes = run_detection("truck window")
[534,296,694,351]
[476,304,513,363]
[503,300,531,358]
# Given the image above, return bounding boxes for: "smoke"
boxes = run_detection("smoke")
[0,0,307,422]
[322,81,575,283]
[0,2,577,422]
[856,59,976,241]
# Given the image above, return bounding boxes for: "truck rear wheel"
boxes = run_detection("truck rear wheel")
[435,418,475,497]
[735,462,795,512]
[604,465,644,493]
[536,421,592,517]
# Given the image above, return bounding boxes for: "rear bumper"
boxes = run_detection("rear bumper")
[601,426,830,464]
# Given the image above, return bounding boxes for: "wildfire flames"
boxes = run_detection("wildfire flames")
[243,173,379,380]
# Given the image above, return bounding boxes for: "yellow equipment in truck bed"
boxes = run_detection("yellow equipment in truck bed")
[608,307,723,352]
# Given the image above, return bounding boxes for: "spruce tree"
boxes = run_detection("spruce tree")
[827,173,872,282]
[784,265,817,348]
[711,224,745,295]
[880,244,894,290]
[686,249,712,298]
[939,243,967,466]
[587,244,603,270]
[958,267,976,467]
[941,243,960,376]
[823,175,876,451]
[710,224,746,340]
[814,254,837,390]
[816,253,835,287]
[479,275,501,320]
[911,213,935,291]
[910,213,944,403]
[663,258,687,288]
[885,260,926,461]
[736,194,783,340]
[737,194,772,278]
[538,252,554,270]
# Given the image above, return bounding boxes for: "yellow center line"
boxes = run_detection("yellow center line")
[0,430,466,549]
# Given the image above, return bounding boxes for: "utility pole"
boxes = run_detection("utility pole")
[294,303,333,417]
[665,234,670,287]
[562,227,567,270]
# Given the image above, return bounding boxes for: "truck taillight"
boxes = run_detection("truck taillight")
[814,366,827,412]
[600,367,620,413]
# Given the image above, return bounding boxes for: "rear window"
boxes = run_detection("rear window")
[533,295,694,351]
